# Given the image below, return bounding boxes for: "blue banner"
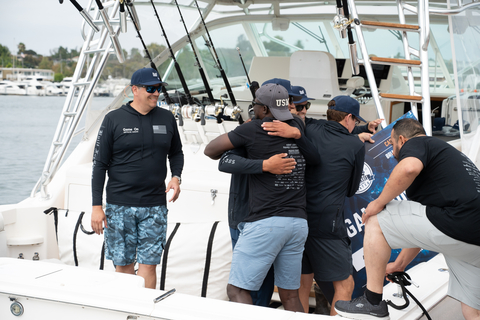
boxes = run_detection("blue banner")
[345,111,438,298]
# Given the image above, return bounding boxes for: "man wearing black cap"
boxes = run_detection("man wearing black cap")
[205,83,320,311]
[91,67,184,289]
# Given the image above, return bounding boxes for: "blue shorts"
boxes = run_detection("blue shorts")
[104,203,167,266]
[229,216,308,291]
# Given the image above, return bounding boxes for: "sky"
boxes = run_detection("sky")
[0,0,198,57]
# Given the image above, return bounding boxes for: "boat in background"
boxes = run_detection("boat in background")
[0,0,478,319]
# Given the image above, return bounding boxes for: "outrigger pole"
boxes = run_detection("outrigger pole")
[148,0,196,107]
[193,0,238,107]
[173,0,216,106]
[124,1,174,104]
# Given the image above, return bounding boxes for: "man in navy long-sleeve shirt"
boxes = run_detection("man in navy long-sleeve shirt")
[91,68,184,288]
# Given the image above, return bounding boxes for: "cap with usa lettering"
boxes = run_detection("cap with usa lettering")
[256,83,292,121]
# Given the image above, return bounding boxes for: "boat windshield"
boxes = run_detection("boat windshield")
[158,16,454,94]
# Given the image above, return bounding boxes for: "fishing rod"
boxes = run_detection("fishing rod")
[124,2,174,105]
[172,0,215,106]
[148,0,196,107]
[193,0,237,107]
[236,47,258,99]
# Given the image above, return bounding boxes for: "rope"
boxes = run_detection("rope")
[386,272,432,320]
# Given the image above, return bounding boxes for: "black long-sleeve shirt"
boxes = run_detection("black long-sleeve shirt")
[304,118,365,238]
[219,148,263,229]
[92,102,184,207]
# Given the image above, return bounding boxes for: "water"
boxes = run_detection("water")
[0,95,115,205]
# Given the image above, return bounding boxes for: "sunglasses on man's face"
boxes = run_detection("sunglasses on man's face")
[252,100,266,107]
[136,85,162,93]
[295,102,311,112]
[353,116,361,125]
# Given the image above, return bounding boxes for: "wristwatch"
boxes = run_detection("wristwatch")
[173,175,182,185]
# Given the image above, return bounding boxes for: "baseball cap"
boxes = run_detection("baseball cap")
[330,95,366,122]
[262,78,301,97]
[131,68,168,86]
[256,83,293,121]
[291,85,315,104]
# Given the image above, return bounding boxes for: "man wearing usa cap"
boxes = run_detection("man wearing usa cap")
[263,78,302,115]
[205,83,320,311]
[91,68,184,288]
[263,95,378,314]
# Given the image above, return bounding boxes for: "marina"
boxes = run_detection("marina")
[1,0,479,319]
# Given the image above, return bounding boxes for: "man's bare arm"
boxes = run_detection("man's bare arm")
[363,157,423,224]
[204,133,235,160]
[261,120,301,139]
[385,248,422,279]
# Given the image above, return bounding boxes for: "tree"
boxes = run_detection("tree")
[17,42,26,54]
[294,40,304,49]
[147,43,166,59]
[54,73,64,82]
[38,56,53,70]
[0,44,11,67]
[264,36,291,56]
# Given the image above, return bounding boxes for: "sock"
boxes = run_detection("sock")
[365,288,382,305]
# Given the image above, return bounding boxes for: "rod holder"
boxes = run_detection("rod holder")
[98,8,125,63]
[349,42,360,75]
[79,10,100,32]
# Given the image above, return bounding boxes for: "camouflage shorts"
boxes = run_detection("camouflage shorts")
[104,203,168,266]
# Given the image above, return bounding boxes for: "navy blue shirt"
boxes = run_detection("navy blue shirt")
[92,102,184,207]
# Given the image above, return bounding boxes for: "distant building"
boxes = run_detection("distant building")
[0,68,54,81]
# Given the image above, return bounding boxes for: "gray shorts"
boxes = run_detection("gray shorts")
[378,200,480,310]
[302,236,353,282]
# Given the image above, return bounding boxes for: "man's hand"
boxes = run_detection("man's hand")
[166,178,181,202]
[362,199,386,224]
[385,261,405,281]
[91,205,107,235]
[385,248,421,281]
[262,120,301,139]
[263,153,296,174]
[358,132,375,143]
[368,119,383,134]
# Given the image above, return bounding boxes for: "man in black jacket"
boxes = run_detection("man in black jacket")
[91,68,184,288]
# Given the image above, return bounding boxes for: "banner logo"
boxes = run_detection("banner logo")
[356,162,374,194]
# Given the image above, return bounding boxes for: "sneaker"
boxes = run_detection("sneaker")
[335,293,390,320]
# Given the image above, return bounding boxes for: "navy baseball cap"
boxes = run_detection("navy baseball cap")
[291,86,315,104]
[256,83,293,121]
[131,68,168,86]
[262,78,301,97]
[330,95,366,123]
